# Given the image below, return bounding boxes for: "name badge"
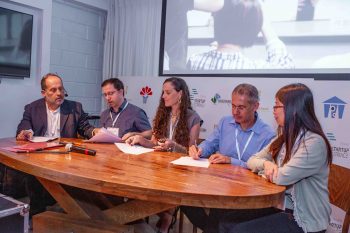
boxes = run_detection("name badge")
[107,127,119,136]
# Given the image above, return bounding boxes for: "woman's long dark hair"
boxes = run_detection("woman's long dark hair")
[153,77,192,147]
[269,83,332,165]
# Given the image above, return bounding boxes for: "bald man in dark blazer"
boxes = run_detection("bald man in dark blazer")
[11,73,96,217]
[16,73,96,140]
[16,98,94,139]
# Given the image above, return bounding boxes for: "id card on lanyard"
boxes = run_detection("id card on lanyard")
[235,128,254,161]
[109,102,129,127]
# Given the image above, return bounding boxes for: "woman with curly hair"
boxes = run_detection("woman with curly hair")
[127,77,201,153]
[126,77,201,233]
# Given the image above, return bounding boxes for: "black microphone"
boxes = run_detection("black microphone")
[64,89,68,97]
[65,143,96,156]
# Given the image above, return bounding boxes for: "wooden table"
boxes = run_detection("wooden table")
[0,138,285,233]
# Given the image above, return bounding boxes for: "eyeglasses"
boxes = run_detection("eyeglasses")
[273,105,284,111]
[232,104,248,111]
[103,91,116,97]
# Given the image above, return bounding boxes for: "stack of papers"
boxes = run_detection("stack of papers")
[29,136,58,142]
[171,156,210,168]
[115,143,154,155]
[86,128,122,143]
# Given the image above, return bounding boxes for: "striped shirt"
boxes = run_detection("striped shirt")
[188,39,294,70]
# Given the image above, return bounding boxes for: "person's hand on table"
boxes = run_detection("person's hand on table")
[208,153,231,164]
[263,161,278,182]
[92,128,101,136]
[16,130,33,141]
[154,138,175,152]
[121,132,136,141]
[125,135,144,146]
[188,145,202,160]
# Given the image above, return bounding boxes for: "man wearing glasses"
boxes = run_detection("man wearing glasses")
[16,73,96,140]
[189,83,275,167]
[184,83,276,232]
[100,78,152,140]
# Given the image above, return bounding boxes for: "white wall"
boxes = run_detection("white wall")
[0,0,108,137]
[0,0,52,138]
[50,0,106,114]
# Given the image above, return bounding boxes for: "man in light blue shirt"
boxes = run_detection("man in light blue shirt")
[189,83,275,168]
[185,83,275,233]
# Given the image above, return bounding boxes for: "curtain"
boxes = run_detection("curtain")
[102,0,162,80]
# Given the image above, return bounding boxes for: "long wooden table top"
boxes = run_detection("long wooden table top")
[0,138,285,209]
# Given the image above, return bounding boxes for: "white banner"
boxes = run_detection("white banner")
[121,76,350,233]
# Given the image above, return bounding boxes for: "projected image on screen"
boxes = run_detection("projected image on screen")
[159,0,350,78]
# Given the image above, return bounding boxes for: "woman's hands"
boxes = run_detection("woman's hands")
[263,161,278,182]
[154,138,176,152]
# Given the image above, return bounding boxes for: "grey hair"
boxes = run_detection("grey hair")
[232,83,259,104]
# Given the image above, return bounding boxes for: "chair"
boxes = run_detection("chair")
[87,114,100,127]
[328,164,350,233]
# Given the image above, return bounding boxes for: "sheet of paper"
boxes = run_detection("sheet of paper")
[86,128,122,143]
[115,143,154,155]
[29,136,58,143]
[171,156,210,168]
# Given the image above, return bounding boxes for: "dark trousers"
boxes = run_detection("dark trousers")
[26,175,56,216]
[181,206,280,233]
[220,211,326,233]
[0,165,55,217]
[180,206,211,231]
[0,165,27,198]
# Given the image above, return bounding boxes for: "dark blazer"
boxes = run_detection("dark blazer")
[16,98,94,139]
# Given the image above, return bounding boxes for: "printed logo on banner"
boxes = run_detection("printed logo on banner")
[332,145,350,160]
[211,93,230,105]
[140,86,152,104]
[259,107,270,112]
[190,88,198,101]
[190,88,206,108]
[328,220,343,233]
[326,132,336,141]
[211,93,221,104]
[326,132,350,160]
[323,96,347,119]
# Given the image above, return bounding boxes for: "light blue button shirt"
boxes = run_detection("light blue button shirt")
[199,114,275,168]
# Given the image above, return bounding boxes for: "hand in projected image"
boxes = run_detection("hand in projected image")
[187,0,295,70]
[296,0,319,21]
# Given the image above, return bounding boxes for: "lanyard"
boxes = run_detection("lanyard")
[109,102,128,127]
[169,117,179,140]
[235,128,254,161]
